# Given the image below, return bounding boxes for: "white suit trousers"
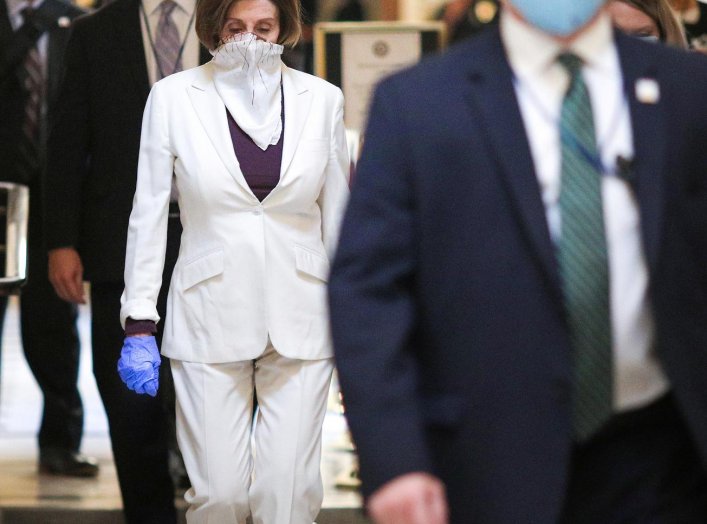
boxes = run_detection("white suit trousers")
[171,345,334,524]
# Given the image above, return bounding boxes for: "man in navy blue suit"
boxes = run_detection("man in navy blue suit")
[329,1,707,523]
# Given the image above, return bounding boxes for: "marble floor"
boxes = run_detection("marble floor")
[0,297,367,523]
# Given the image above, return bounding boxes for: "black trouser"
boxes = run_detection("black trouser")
[91,282,175,524]
[561,393,707,524]
[88,215,181,524]
[0,180,82,453]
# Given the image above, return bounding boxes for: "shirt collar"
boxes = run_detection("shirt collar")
[9,0,46,19]
[500,7,615,78]
[143,0,194,17]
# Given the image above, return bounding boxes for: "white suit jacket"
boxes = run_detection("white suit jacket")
[120,62,350,363]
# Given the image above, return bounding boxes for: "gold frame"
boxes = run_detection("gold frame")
[314,21,447,81]
[314,21,446,131]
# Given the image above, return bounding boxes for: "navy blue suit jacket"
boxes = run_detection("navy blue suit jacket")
[329,26,707,524]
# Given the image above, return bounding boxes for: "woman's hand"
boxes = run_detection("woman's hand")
[117,336,161,397]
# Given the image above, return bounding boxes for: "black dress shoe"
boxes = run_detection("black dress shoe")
[39,449,99,478]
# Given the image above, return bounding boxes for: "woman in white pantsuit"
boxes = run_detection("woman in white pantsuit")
[117,0,350,521]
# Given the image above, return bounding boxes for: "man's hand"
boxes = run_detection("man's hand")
[48,247,86,304]
[367,472,448,524]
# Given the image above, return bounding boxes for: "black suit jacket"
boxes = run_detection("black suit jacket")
[684,1,707,44]
[44,0,209,282]
[0,0,82,184]
[329,26,707,524]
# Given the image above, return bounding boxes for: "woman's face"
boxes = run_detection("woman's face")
[607,1,660,40]
[221,0,280,43]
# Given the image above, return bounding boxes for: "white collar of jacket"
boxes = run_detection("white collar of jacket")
[186,62,313,197]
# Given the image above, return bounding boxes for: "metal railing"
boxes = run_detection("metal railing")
[0,182,29,294]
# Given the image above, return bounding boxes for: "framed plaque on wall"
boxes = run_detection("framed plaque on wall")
[314,21,446,132]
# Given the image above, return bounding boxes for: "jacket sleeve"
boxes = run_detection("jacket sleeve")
[44,18,90,251]
[317,87,350,261]
[119,81,172,328]
[327,77,433,498]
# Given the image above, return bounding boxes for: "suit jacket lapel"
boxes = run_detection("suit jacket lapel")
[0,1,12,47]
[114,0,208,97]
[113,0,150,101]
[188,64,310,199]
[461,28,562,301]
[46,27,69,100]
[280,65,312,178]
[615,32,666,274]
[45,0,78,103]
[187,63,256,197]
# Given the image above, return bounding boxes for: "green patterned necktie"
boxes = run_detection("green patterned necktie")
[556,53,613,442]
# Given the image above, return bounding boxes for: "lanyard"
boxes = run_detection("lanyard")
[511,71,630,178]
[139,1,196,80]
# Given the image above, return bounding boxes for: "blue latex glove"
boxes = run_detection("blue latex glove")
[117,336,160,397]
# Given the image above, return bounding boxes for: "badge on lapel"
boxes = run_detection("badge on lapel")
[635,78,660,104]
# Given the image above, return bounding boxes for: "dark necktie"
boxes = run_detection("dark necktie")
[18,5,43,180]
[556,53,613,442]
[155,0,182,80]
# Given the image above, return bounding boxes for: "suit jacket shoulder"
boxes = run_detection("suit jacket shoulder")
[78,0,135,25]
[69,0,138,46]
[369,26,503,110]
[44,0,84,20]
[614,32,707,138]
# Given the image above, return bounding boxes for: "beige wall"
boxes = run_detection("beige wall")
[399,0,448,20]
[317,0,448,21]
[318,0,382,21]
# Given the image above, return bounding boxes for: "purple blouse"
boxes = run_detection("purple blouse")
[227,106,284,202]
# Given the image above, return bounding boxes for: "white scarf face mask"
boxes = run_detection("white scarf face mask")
[210,32,285,150]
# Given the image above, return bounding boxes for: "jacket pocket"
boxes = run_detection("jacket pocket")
[181,248,224,291]
[295,244,330,282]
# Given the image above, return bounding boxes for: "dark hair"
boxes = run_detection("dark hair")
[614,0,687,48]
[196,0,302,51]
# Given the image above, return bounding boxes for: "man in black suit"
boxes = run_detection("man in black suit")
[329,1,707,523]
[0,0,97,477]
[684,0,707,49]
[44,0,209,521]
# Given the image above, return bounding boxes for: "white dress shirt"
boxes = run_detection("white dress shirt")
[500,10,669,412]
[139,0,200,86]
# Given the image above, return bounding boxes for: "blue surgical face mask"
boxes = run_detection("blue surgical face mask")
[509,0,606,37]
